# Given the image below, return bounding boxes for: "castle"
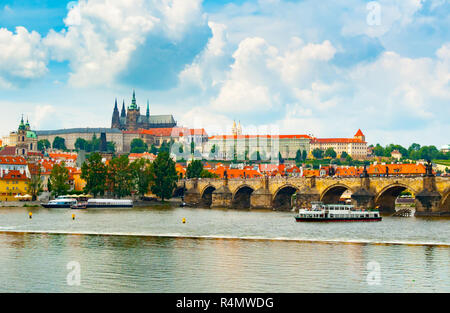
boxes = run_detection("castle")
[111,90,177,131]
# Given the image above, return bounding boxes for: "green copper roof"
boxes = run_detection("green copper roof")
[26,131,37,139]
[129,90,138,110]
[18,115,26,130]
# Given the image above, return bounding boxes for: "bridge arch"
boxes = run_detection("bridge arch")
[200,185,216,207]
[375,183,417,213]
[272,185,299,211]
[232,185,255,209]
[320,184,353,204]
[440,188,450,212]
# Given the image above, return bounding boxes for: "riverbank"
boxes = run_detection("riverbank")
[0,198,183,208]
[0,201,41,208]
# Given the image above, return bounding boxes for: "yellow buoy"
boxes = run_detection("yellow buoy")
[72,214,75,220]
[29,212,32,219]
[182,218,186,224]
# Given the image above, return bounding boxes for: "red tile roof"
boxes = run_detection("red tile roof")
[1,170,28,180]
[209,134,311,140]
[354,129,364,137]
[0,146,17,156]
[0,156,27,165]
[311,138,365,143]
[140,127,187,137]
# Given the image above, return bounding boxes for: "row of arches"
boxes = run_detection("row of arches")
[174,184,450,212]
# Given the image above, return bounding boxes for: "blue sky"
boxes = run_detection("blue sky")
[0,0,449,148]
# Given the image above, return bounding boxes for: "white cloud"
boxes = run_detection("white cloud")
[179,21,229,90]
[0,27,48,85]
[44,0,158,87]
[33,105,56,129]
[342,0,424,38]
[155,0,204,39]
[178,106,233,136]
[349,48,450,120]
[42,0,206,87]
[210,37,337,113]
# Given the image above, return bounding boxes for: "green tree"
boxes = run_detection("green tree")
[52,136,66,150]
[295,149,302,163]
[49,162,70,197]
[324,148,337,158]
[251,151,261,161]
[75,138,88,151]
[340,151,349,159]
[373,144,384,157]
[37,139,51,151]
[312,148,324,159]
[159,141,170,153]
[149,151,178,202]
[408,143,421,160]
[90,134,101,152]
[107,155,132,198]
[81,152,107,197]
[186,160,203,178]
[302,150,307,161]
[190,141,195,154]
[130,158,152,199]
[107,141,116,153]
[209,144,218,159]
[345,154,353,165]
[149,144,158,154]
[200,169,219,178]
[278,152,284,164]
[27,167,43,201]
[130,138,148,153]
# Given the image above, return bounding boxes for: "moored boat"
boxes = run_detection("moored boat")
[86,199,133,208]
[295,201,382,222]
[41,198,77,208]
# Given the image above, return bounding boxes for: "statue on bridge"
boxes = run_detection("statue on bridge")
[362,164,369,178]
[425,160,434,177]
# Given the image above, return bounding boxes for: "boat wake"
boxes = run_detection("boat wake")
[0,229,449,247]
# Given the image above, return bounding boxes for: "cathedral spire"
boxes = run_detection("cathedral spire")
[19,115,25,131]
[129,89,138,110]
[146,99,150,118]
[112,98,120,129]
[121,100,126,117]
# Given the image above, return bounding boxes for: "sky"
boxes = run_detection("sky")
[0,0,449,148]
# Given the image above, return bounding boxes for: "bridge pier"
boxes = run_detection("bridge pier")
[211,174,232,208]
[250,177,272,209]
[211,185,232,208]
[184,179,201,206]
[415,176,443,216]
[351,188,375,210]
[294,186,320,209]
[351,175,375,210]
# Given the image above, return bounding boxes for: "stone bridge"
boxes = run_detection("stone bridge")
[176,175,450,216]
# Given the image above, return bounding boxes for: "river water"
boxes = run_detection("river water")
[0,206,448,292]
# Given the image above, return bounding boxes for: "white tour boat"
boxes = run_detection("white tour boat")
[295,201,382,222]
